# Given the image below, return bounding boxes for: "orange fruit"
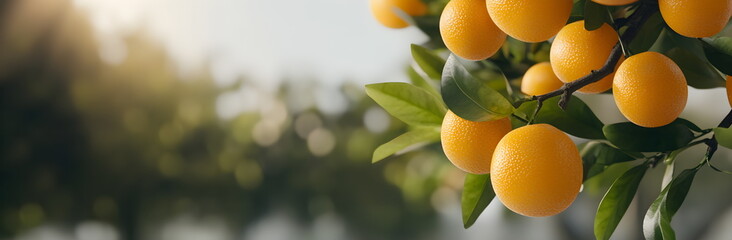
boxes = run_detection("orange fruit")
[550,21,622,94]
[439,0,506,60]
[726,76,732,107]
[491,124,582,217]
[613,52,687,128]
[591,0,638,6]
[369,0,427,29]
[486,0,573,42]
[440,110,511,174]
[659,0,731,38]
[521,62,564,96]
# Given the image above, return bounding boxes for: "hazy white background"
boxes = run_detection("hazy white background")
[72,0,428,89]
[70,0,729,126]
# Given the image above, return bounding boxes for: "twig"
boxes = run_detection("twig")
[702,109,732,161]
[529,2,657,110]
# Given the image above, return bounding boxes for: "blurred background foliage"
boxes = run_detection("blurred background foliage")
[1,0,732,240]
[0,0,460,239]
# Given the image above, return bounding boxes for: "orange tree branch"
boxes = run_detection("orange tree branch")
[530,2,658,110]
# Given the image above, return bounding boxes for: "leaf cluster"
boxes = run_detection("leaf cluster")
[366,0,732,239]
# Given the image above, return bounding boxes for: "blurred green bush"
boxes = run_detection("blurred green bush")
[0,0,461,239]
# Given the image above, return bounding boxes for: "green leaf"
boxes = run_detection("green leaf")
[628,12,664,55]
[666,29,706,59]
[570,0,586,19]
[413,16,443,48]
[702,37,732,76]
[584,1,612,31]
[665,47,725,89]
[501,37,526,64]
[462,173,495,228]
[661,161,675,190]
[594,164,648,240]
[650,28,705,59]
[580,141,642,181]
[365,82,447,126]
[643,167,699,240]
[474,60,513,101]
[674,118,703,133]
[372,127,441,163]
[652,29,724,89]
[649,29,676,54]
[603,121,694,152]
[515,96,605,139]
[411,44,446,80]
[713,127,732,149]
[441,54,513,121]
[528,42,551,63]
[407,66,439,97]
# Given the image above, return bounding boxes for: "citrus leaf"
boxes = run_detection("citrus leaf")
[365,82,447,126]
[665,29,706,59]
[674,118,703,133]
[702,37,732,76]
[643,167,699,240]
[603,121,694,152]
[407,66,439,97]
[713,127,732,149]
[474,60,513,101]
[580,141,642,181]
[649,28,676,54]
[584,1,612,31]
[665,47,724,89]
[651,28,705,58]
[441,54,513,121]
[515,96,605,139]
[411,44,446,80]
[652,29,723,88]
[372,127,441,163]
[413,16,443,47]
[571,0,586,18]
[628,12,664,55]
[502,37,526,64]
[462,173,495,229]
[595,164,648,240]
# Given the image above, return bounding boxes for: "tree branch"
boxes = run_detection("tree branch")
[530,2,657,111]
[702,109,732,160]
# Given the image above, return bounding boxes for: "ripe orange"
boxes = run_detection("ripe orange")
[369,0,427,29]
[439,0,506,60]
[440,111,511,174]
[591,0,638,6]
[486,0,573,42]
[491,124,583,217]
[727,76,732,107]
[550,21,622,94]
[521,62,564,96]
[613,52,687,128]
[659,0,731,38]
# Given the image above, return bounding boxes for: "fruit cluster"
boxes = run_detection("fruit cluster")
[368,0,732,238]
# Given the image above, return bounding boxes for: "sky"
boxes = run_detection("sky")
[72,0,428,89]
[69,0,731,126]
